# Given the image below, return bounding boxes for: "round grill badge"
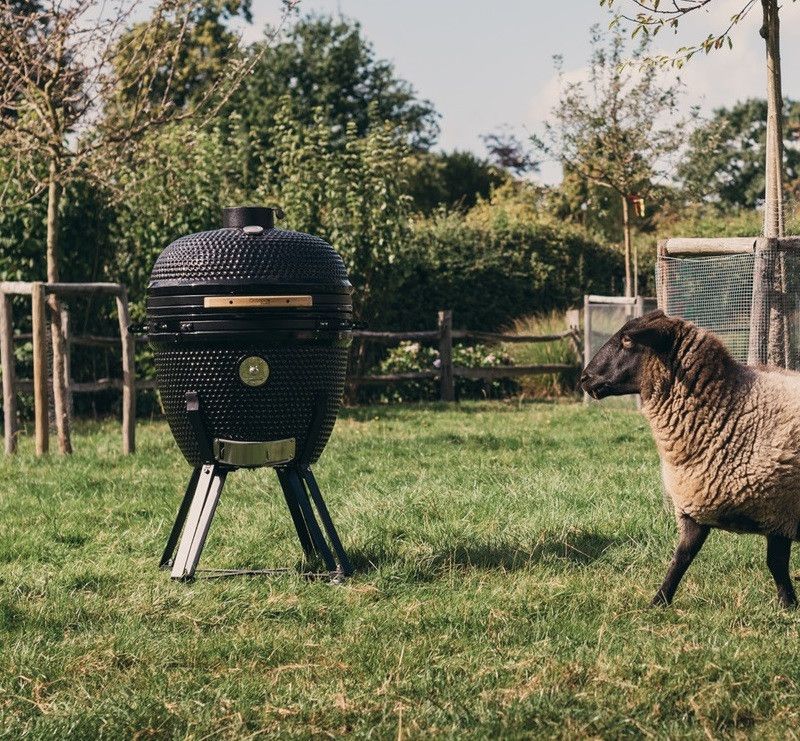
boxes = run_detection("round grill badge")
[239,356,270,387]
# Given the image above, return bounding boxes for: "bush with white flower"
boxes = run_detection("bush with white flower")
[362,341,518,403]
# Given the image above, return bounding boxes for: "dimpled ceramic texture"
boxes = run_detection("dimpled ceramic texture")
[153,345,349,466]
[149,227,350,286]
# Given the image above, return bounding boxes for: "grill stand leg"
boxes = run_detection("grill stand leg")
[161,464,353,581]
[160,466,202,569]
[302,468,353,577]
[284,466,338,573]
[169,463,227,580]
[276,467,316,558]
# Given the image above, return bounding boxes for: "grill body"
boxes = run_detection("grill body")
[152,343,349,466]
[145,206,353,467]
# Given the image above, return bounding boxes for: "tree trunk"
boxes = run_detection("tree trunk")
[762,0,784,238]
[621,194,632,297]
[759,0,789,367]
[46,157,72,454]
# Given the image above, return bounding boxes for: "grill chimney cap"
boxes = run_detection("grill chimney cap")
[222,206,278,230]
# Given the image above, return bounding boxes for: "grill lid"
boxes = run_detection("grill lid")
[146,206,353,341]
[148,206,352,292]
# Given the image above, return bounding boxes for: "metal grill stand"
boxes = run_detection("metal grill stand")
[160,392,352,581]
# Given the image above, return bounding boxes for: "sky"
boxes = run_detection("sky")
[245,0,800,183]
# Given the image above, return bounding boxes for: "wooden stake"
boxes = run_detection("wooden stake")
[0,291,18,454]
[115,287,136,454]
[61,307,73,423]
[31,282,49,455]
[47,298,72,454]
[583,295,591,405]
[622,194,632,298]
[438,310,454,402]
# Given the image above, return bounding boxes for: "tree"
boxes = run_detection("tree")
[0,0,291,453]
[405,150,507,213]
[533,27,686,296]
[603,0,794,237]
[229,15,438,190]
[272,98,412,326]
[481,129,539,176]
[110,1,255,112]
[678,98,800,209]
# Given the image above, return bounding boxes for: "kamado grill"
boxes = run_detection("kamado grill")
[146,206,353,580]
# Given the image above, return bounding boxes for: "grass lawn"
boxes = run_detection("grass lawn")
[2,401,800,738]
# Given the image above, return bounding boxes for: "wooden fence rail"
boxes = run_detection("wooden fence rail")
[349,309,581,400]
[2,299,582,454]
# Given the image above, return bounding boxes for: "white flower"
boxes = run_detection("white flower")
[433,358,441,368]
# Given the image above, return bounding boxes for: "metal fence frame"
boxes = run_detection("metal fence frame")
[583,294,657,405]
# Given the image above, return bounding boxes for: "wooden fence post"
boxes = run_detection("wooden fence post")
[31,282,49,455]
[748,238,770,366]
[565,308,583,367]
[115,287,135,454]
[0,290,18,454]
[656,240,667,309]
[438,309,454,402]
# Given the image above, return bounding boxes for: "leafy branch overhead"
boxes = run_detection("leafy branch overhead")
[605,0,789,238]
[0,0,294,200]
[601,0,796,67]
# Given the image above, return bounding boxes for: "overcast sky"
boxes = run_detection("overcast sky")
[246,0,800,183]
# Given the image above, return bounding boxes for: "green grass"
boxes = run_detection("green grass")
[2,402,800,738]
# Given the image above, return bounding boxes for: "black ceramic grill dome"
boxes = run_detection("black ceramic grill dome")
[149,206,355,581]
[146,206,352,467]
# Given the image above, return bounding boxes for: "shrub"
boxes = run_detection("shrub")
[374,210,624,332]
[359,341,518,403]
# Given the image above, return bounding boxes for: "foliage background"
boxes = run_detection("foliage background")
[2,11,798,411]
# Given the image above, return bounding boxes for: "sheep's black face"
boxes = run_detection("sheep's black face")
[581,310,673,399]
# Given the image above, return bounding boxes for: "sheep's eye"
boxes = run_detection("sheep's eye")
[621,335,633,349]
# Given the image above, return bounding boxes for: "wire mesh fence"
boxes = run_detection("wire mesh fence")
[656,237,800,370]
[749,244,800,369]
[656,253,755,362]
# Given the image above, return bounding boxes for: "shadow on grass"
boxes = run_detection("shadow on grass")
[347,529,622,577]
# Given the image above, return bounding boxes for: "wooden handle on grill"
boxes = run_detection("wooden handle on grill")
[203,295,313,309]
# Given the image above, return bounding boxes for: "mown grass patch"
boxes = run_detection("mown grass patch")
[1,402,799,738]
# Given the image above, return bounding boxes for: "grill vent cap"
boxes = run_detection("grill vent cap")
[222,206,276,229]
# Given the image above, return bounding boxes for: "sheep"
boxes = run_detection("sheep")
[581,309,800,608]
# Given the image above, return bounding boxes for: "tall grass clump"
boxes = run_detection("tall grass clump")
[503,311,581,398]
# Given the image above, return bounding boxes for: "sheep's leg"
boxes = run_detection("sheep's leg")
[766,535,797,609]
[651,515,710,606]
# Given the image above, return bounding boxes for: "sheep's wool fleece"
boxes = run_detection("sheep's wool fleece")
[642,322,800,539]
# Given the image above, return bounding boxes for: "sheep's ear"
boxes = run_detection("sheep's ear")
[624,316,674,353]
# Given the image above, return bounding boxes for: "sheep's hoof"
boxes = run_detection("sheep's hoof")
[778,595,798,610]
[650,592,671,608]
